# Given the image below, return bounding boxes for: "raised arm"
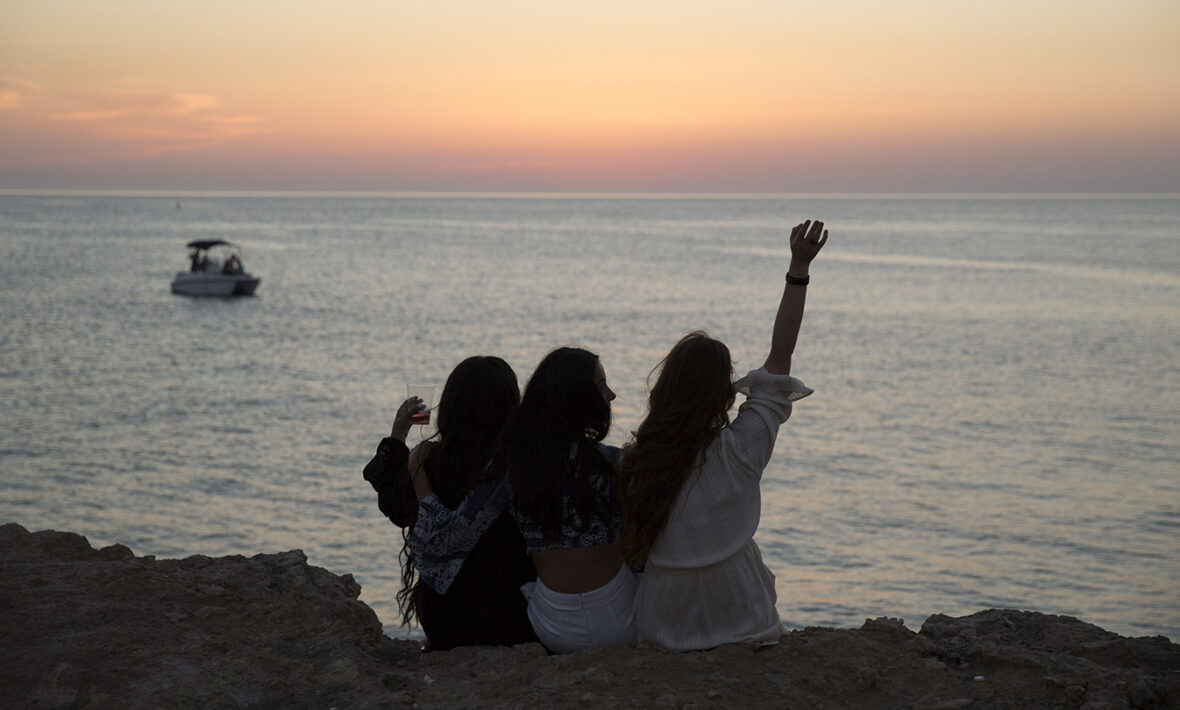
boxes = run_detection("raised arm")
[361,395,425,527]
[764,220,828,375]
[410,441,436,502]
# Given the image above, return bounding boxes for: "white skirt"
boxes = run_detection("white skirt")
[635,539,782,651]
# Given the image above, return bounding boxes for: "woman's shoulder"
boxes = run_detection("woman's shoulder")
[409,439,441,467]
[411,439,440,455]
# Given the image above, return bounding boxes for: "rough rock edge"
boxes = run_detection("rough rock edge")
[1,522,1176,710]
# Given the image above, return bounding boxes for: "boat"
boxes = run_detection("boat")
[171,240,261,297]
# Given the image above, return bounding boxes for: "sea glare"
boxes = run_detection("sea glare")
[1,193,1177,641]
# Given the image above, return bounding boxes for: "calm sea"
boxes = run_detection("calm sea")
[1,193,1177,640]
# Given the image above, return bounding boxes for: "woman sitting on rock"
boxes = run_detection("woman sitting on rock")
[363,356,536,650]
[410,347,637,653]
[618,219,828,651]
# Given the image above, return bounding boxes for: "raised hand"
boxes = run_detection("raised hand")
[391,396,424,441]
[789,220,828,265]
[766,219,830,374]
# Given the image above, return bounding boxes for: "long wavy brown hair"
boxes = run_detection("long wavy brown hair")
[396,355,520,628]
[618,331,735,566]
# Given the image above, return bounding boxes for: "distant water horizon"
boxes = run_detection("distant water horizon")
[3,188,1179,200]
[2,193,1177,641]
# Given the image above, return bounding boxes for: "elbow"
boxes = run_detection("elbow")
[389,509,416,528]
[763,354,792,376]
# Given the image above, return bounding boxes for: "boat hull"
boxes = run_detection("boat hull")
[171,272,261,297]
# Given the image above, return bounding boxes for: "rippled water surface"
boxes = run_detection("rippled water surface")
[1,193,1177,640]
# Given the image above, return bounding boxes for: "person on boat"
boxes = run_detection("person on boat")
[221,254,241,275]
[363,356,536,650]
[189,250,206,272]
[410,347,636,653]
[617,219,828,651]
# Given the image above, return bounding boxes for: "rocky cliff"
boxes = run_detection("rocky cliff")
[1,523,1176,709]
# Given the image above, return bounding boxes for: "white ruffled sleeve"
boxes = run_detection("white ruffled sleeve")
[733,367,813,403]
[727,367,813,473]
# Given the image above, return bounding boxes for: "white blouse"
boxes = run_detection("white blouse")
[634,367,812,651]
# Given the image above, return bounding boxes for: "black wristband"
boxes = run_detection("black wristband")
[785,273,810,286]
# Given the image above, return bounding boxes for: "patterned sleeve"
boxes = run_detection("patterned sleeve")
[408,477,511,594]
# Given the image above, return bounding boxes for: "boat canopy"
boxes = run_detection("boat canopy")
[186,239,236,250]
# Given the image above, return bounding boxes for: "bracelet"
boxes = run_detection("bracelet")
[785,273,810,286]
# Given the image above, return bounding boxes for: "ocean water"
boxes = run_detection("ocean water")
[1,193,1177,641]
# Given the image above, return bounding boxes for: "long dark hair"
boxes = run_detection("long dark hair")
[618,332,734,566]
[495,347,612,539]
[397,355,520,626]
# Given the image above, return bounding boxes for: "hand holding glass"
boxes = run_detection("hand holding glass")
[405,384,435,426]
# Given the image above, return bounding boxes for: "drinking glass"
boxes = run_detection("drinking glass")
[405,383,435,435]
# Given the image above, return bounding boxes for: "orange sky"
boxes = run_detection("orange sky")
[2,0,1178,192]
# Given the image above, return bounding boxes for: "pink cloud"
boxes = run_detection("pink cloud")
[0,77,42,110]
[51,110,127,122]
[39,88,270,156]
[50,91,223,120]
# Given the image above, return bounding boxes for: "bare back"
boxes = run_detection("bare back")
[530,542,625,594]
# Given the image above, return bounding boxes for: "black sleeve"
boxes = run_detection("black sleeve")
[362,437,417,528]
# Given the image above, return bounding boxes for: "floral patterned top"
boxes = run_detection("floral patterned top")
[410,443,621,593]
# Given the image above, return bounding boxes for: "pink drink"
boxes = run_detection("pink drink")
[405,384,435,428]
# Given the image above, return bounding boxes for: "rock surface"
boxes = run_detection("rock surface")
[1,522,1177,709]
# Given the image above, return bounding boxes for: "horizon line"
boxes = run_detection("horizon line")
[2,189,1179,200]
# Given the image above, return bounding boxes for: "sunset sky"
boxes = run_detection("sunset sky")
[2,1,1177,192]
